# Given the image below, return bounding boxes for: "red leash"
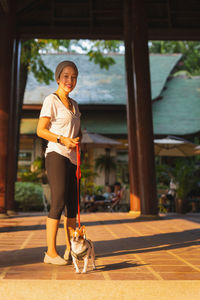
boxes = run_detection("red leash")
[76,143,81,228]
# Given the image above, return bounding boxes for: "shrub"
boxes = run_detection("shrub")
[15,182,43,211]
[18,157,48,184]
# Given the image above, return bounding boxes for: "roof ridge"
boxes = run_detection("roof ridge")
[40,52,182,57]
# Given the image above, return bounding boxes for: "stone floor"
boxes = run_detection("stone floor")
[0,212,200,299]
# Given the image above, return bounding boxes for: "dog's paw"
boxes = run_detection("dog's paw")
[75,270,80,274]
[81,270,87,274]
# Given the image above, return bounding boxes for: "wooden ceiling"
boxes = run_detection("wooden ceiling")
[2,0,200,40]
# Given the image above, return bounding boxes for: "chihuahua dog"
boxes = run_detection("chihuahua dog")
[69,226,96,274]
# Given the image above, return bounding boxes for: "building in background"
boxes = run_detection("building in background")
[20,52,200,185]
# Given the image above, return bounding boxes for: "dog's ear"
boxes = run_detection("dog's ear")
[80,225,86,238]
[80,225,86,233]
[68,227,75,234]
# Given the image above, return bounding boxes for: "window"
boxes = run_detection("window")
[18,150,33,165]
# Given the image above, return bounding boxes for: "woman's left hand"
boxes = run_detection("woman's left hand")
[73,136,80,144]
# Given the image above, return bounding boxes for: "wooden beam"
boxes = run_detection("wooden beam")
[16,25,123,40]
[16,0,40,13]
[149,28,200,40]
[12,0,200,41]
[50,0,55,27]
[89,0,94,32]
[167,0,173,28]
[17,23,200,41]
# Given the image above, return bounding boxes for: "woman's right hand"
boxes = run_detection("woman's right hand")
[60,136,79,149]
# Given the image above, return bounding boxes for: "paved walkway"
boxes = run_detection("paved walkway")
[0,212,200,299]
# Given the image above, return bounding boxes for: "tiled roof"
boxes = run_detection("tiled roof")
[23,53,182,105]
[22,53,200,136]
[21,74,200,136]
[153,76,200,135]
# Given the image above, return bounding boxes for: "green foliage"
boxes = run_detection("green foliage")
[95,154,116,172]
[156,157,200,201]
[95,153,117,185]
[93,185,104,195]
[87,40,122,69]
[150,41,186,54]
[81,161,97,179]
[31,157,43,169]
[90,40,122,53]
[18,171,41,182]
[80,162,97,196]
[172,70,192,78]
[21,40,54,84]
[15,182,43,211]
[149,41,200,76]
[171,160,199,200]
[18,157,48,183]
[87,50,115,70]
[158,200,168,213]
[155,160,171,186]
[116,163,129,184]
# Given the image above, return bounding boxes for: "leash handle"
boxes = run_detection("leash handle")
[76,143,81,228]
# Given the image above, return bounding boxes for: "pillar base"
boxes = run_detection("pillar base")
[137,214,162,221]
[129,210,141,217]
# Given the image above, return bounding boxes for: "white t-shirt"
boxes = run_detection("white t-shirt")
[39,93,81,165]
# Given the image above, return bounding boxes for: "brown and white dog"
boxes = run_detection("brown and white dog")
[69,226,96,274]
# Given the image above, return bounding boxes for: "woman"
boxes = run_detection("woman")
[37,61,82,265]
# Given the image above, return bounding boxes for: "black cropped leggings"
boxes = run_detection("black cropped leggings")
[45,151,78,220]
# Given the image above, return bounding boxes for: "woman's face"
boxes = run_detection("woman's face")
[57,66,77,93]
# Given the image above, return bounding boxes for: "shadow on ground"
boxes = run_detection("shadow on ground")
[0,228,199,268]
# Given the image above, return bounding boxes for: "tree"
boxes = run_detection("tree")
[95,150,117,185]
[149,41,200,76]
[20,39,72,107]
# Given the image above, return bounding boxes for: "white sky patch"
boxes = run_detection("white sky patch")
[38,39,125,54]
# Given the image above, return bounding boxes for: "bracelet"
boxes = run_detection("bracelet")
[57,135,62,143]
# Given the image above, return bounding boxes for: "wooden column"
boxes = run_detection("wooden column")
[124,0,158,216]
[0,6,15,215]
[124,1,141,214]
[6,39,21,214]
